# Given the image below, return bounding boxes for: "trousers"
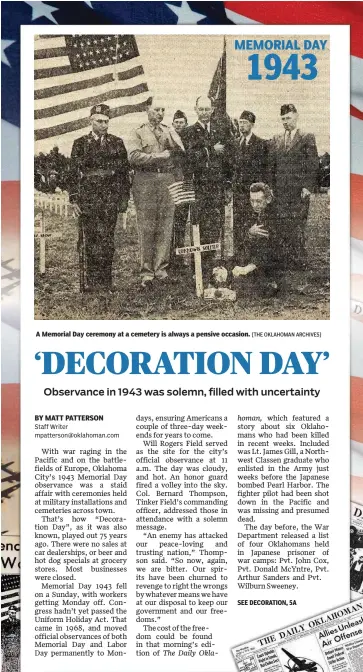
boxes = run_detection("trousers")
[132,172,175,281]
[193,179,224,280]
[79,202,118,288]
[233,189,250,265]
[275,196,310,269]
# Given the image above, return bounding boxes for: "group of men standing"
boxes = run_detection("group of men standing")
[68,97,319,294]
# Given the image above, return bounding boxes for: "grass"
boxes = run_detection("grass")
[34,194,329,321]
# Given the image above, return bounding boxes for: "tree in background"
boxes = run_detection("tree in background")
[34,146,70,192]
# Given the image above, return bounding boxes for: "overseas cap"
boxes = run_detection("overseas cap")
[173,109,187,122]
[240,110,256,124]
[280,103,297,116]
[90,104,110,117]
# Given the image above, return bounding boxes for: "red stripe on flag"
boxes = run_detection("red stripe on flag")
[352,174,363,241]
[1,182,20,237]
[351,105,363,121]
[224,2,363,58]
[352,376,363,443]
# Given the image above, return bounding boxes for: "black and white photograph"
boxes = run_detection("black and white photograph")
[1,576,20,672]
[280,647,324,672]
[350,523,363,594]
[33,32,330,320]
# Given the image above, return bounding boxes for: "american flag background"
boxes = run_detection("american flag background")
[1,575,20,667]
[34,33,150,143]
[1,0,363,638]
[1,575,20,621]
[168,179,196,206]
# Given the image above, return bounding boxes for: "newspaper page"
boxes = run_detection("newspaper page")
[231,597,363,672]
[19,24,349,672]
[351,503,363,599]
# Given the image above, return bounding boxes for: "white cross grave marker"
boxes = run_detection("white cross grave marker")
[176,223,220,297]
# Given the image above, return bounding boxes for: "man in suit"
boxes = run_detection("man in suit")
[232,182,281,294]
[268,103,319,269]
[128,98,184,288]
[68,104,130,293]
[181,95,234,284]
[233,110,268,267]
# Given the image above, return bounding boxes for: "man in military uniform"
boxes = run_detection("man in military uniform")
[268,103,319,269]
[181,95,234,284]
[128,98,184,288]
[233,110,268,264]
[2,605,20,672]
[172,109,188,135]
[68,104,130,293]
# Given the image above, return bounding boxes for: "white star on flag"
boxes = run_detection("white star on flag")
[25,1,59,24]
[224,7,260,24]
[1,39,15,67]
[166,1,206,24]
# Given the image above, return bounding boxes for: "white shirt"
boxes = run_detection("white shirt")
[240,131,253,146]
[198,120,211,134]
[285,128,298,145]
[92,131,105,143]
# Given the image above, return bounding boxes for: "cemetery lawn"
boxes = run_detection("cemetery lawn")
[34,194,329,321]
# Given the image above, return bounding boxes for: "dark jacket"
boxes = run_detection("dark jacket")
[68,132,130,209]
[181,117,235,185]
[268,130,319,208]
[234,133,268,193]
[235,202,283,272]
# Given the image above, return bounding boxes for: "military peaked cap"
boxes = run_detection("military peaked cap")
[90,104,111,117]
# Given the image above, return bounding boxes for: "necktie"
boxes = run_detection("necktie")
[204,123,209,136]
[240,136,246,148]
[285,131,292,149]
[153,125,163,142]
